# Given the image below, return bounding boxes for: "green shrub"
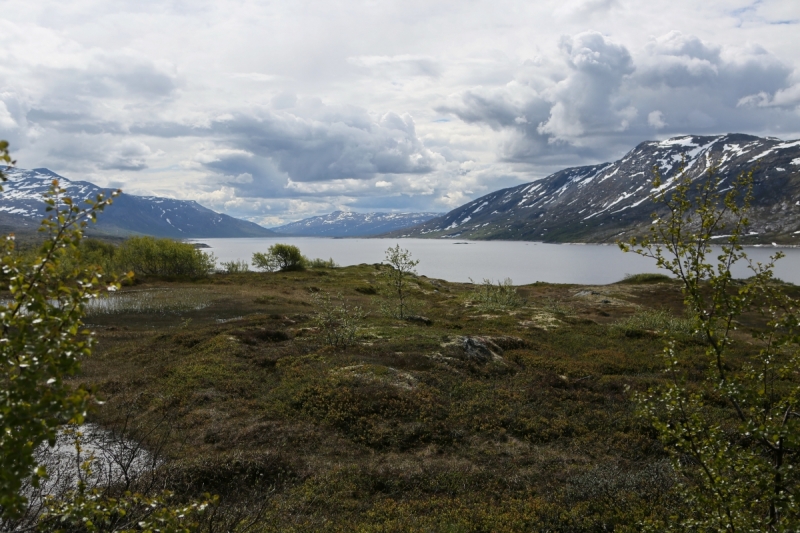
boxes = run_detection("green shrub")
[0,175,121,517]
[3,238,123,282]
[307,257,338,269]
[220,259,250,274]
[468,278,523,310]
[312,292,365,348]
[252,244,306,272]
[116,236,216,278]
[380,244,419,319]
[620,166,800,530]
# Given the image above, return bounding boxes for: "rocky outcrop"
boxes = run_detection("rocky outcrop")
[440,335,527,364]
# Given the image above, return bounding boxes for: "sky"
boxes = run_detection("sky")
[0,0,799,226]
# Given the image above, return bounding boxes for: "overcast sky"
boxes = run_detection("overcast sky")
[0,0,799,225]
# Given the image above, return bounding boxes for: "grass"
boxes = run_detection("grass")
[63,265,795,531]
[613,308,696,337]
[84,288,214,316]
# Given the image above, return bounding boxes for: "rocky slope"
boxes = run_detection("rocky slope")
[0,168,275,238]
[271,210,440,237]
[391,134,800,244]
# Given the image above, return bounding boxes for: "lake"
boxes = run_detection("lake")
[190,237,800,286]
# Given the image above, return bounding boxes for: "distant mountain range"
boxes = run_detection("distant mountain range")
[5,133,799,244]
[271,210,441,237]
[390,134,800,244]
[0,168,275,238]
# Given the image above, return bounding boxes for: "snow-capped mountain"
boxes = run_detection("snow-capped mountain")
[271,210,441,237]
[392,134,800,244]
[0,168,275,238]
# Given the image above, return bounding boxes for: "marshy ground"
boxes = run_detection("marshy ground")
[65,265,797,532]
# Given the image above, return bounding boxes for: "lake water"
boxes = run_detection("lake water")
[190,237,800,286]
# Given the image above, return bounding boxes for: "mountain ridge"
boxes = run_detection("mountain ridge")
[0,167,276,239]
[388,133,800,244]
[271,210,441,237]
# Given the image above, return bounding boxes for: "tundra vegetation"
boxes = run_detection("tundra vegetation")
[2,143,800,531]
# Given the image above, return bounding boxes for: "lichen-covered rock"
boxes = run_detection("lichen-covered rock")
[441,335,508,364]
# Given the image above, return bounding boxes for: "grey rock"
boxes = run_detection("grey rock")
[458,336,504,363]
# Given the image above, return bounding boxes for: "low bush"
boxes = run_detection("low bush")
[116,236,216,278]
[312,291,365,348]
[252,244,306,272]
[468,278,523,310]
[220,259,250,274]
[307,257,338,269]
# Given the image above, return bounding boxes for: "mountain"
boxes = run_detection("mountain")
[0,168,275,238]
[391,134,800,244]
[271,210,441,237]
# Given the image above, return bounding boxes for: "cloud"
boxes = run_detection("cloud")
[1,2,799,225]
[0,101,17,129]
[536,31,635,140]
[738,83,800,109]
[32,135,154,173]
[437,31,636,163]
[554,0,619,21]
[194,107,440,189]
[437,30,800,166]
[348,54,443,78]
[647,110,667,129]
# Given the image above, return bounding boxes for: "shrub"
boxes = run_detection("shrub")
[380,244,419,319]
[0,142,213,530]
[307,257,338,269]
[116,236,216,278]
[621,165,800,530]
[312,292,365,348]
[252,244,306,272]
[220,259,250,274]
[0,175,120,517]
[468,277,523,310]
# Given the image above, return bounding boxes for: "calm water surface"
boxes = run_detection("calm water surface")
[190,237,800,286]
